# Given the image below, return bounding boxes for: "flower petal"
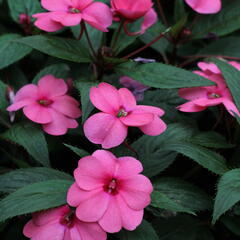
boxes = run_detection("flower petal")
[118,88,136,111]
[139,114,167,136]
[51,95,81,118]
[82,2,113,32]
[90,83,120,114]
[51,12,82,26]
[23,103,52,124]
[84,113,127,149]
[140,8,157,34]
[136,105,165,116]
[179,87,208,100]
[41,0,69,11]
[38,75,67,98]
[177,101,206,112]
[222,99,240,116]
[185,0,221,14]
[120,111,154,126]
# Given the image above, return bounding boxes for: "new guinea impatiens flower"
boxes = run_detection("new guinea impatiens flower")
[177,61,240,116]
[111,0,157,35]
[32,0,113,32]
[67,150,153,233]
[7,75,81,136]
[185,0,221,14]
[23,205,107,240]
[83,82,167,149]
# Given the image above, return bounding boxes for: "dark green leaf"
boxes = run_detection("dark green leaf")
[0,34,32,69]
[0,167,73,193]
[63,143,89,157]
[15,35,91,63]
[117,220,159,240]
[192,1,240,39]
[1,123,50,167]
[116,62,214,89]
[213,169,240,223]
[32,63,70,84]
[0,179,73,222]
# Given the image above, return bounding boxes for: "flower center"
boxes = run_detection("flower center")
[38,99,53,106]
[104,178,118,195]
[69,7,80,13]
[60,211,75,228]
[117,108,128,118]
[208,93,221,99]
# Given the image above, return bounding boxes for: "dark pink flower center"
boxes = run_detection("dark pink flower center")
[104,178,118,195]
[208,93,221,99]
[60,211,75,228]
[38,99,53,106]
[117,108,128,118]
[69,7,80,13]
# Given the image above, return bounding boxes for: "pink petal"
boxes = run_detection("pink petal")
[89,83,120,114]
[115,156,143,179]
[118,88,136,111]
[64,228,72,240]
[185,0,221,14]
[98,197,122,233]
[139,114,167,136]
[197,62,221,74]
[38,75,68,98]
[136,105,165,116]
[51,12,82,26]
[42,110,78,136]
[51,95,81,118]
[83,113,127,149]
[33,206,69,226]
[76,220,107,240]
[23,220,40,237]
[75,0,93,10]
[82,2,113,32]
[76,191,110,222]
[140,8,158,34]
[179,87,208,100]
[7,99,34,112]
[32,13,63,32]
[14,84,39,102]
[222,99,240,116]
[41,0,69,11]
[229,61,240,71]
[120,175,153,210]
[193,97,223,107]
[120,111,154,126]
[177,101,206,112]
[23,103,52,124]
[117,195,144,231]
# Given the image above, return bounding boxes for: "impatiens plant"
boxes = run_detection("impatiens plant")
[1,0,240,240]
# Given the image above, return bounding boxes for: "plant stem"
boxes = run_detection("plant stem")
[156,0,169,27]
[122,32,166,59]
[82,22,97,59]
[111,20,124,52]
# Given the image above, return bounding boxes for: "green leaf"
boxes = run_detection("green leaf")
[213,169,240,223]
[192,1,240,39]
[151,177,212,214]
[0,79,8,111]
[116,62,214,89]
[170,14,188,38]
[63,143,89,157]
[75,79,97,123]
[0,34,32,69]
[7,0,42,22]
[211,58,240,113]
[117,220,159,240]
[0,167,73,193]
[1,123,50,167]
[198,37,240,58]
[140,22,169,55]
[0,179,73,222]
[32,64,70,84]
[132,123,195,177]
[189,132,234,149]
[174,0,186,22]
[15,35,91,63]
[162,142,229,175]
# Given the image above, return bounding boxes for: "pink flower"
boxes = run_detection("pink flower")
[7,75,82,136]
[83,82,167,149]
[111,0,157,35]
[185,0,221,14]
[67,150,153,233]
[19,13,31,25]
[32,0,113,32]
[119,76,150,101]
[23,205,107,240]
[177,61,240,116]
